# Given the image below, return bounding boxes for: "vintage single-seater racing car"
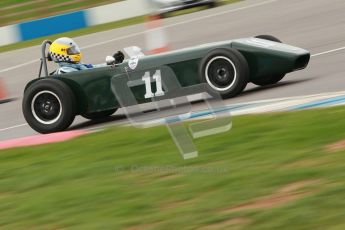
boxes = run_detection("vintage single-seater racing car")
[22,35,310,134]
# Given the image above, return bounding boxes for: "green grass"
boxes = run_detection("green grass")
[0,0,122,26]
[1,106,345,229]
[0,0,242,54]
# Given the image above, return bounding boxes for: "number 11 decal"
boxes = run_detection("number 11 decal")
[142,70,165,99]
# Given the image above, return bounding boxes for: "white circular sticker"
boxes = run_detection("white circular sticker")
[128,56,139,70]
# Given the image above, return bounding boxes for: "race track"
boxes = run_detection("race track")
[1,0,345,141]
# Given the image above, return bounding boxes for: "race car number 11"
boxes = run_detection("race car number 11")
[142,70,165,99]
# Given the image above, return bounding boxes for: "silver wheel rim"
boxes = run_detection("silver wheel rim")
[205,56,237,91]
[31,90,62,125]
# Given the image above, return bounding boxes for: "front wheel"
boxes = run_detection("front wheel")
[22,79,76,134]
[199,48,249,98]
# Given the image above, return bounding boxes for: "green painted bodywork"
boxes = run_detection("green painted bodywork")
[25,38,310,115]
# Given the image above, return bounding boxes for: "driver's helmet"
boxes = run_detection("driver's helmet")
[49,37,81,63]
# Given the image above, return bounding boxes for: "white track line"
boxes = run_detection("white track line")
[0,123,27,132]
[164,0,278,29]
[0,0,277,73]
[83,0,278,49]
[1,0,345,74]
[311,46,345,57]
[0,59,38,73]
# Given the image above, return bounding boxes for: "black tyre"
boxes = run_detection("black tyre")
[82,109,117,120]
[255,34,282,43]
[251,35,285,86]
[22,79,76,134]
[199,48,249,98]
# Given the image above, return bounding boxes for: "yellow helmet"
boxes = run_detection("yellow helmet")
[49,37,82,63]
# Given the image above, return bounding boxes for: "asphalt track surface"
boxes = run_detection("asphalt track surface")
[1,0,345,141]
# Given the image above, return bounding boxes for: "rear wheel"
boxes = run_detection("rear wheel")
[82,109,117,120]
[251,35,285,86]
[199,48,249,98]
[22,79,76,134]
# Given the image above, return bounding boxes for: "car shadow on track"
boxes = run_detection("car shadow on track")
[68,114,128,131]
[240,78,313,97]
[189,78,313,105]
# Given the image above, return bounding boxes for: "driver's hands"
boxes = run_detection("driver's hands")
[113,51,125,64]
[106,56,116,65]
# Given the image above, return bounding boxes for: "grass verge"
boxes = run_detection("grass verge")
[0,0,122,27]
[1,106,345,229]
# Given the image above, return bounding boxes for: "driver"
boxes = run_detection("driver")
[49,37,124,74]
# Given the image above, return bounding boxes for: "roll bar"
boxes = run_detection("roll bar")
[38,40,52,78]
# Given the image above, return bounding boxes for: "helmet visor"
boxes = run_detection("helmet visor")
[67,45,80,55]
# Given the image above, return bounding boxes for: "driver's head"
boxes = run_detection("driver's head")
[49,37,81,63]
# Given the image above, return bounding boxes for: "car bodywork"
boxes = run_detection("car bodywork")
[25,37,310,116]
[22,36,310,134]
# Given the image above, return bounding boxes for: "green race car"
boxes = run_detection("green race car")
[22,35,310,133]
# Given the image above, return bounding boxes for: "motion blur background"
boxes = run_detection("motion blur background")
[1,0,345,229]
